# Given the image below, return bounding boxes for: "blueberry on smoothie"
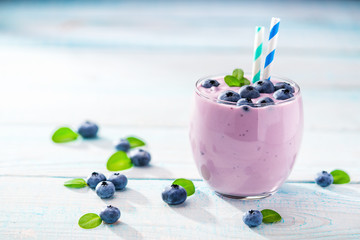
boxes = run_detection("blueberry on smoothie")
[100,205,121,224]
[315,171,334,187]
[201,79,220,88]
[78,121,99,138]
[218,90,241,103]
[130,149,151,166]
[86,172,106,189]
[273,89,294,100]
[256,97,274,106]
[95,181,116,199]
[162,184,187,205]
[114,138,131,152]
[108,173,128,190]
[238,85,260,99]
[243,210,263,227]
[253,80,275,93]
[236,98,253,107]
[274,82,295,93]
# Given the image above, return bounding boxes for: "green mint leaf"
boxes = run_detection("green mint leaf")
[126,136,146,148]
[232,68,244,80]
[78,213,102,229]
[173,178,195,196]
[240,77,251,86]
[52,127,78,143]
[107,151,133,171]
[331,169,350,184]
[64,178,87,188]
[261,209,282,223]
[224,75,241,87]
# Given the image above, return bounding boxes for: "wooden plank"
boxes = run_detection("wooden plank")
[1,124,359,182]
[0,177,359,240]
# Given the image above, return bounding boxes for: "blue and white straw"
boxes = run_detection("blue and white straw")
[263,17,280,80]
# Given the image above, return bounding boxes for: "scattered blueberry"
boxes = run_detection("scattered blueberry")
[162,184,187,205]
[108,173,128,190]
[78,121,99,138]
[201,79,220,88]
[130,149,151,166]
[274,82,295,93]
[100,205,121,224]
[273,89,294,100]
[95,181,116,199]
[86,172,106,189]
[114,138,131,152]
[218,90,241,103]
[238,85,260,99]
[236,98,253,106]
[253,80,275,93]
[256,97,274,106]
[243,210,263,227]
[315,171,334,187]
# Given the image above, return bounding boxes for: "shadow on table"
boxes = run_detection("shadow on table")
[107,221,143,240]
[100,187,149,207]
[57,136,113,150]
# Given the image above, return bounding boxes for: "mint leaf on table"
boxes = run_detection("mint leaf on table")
[224,68,250,87]
[64,178,87,188]
[232,68,244,80]
[173,178,195,196]
[78,213,102,229]
[330,169,350,184]
[261,209,282,223]
[126,136,146,148]
[52,127,78,143]
[107,151,133,171]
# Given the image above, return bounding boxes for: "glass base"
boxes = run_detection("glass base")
[215,190,277,200]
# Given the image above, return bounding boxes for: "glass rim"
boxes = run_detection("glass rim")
[194,73,301,106]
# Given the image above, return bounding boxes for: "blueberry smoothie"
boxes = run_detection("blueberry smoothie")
[189,74,303,198]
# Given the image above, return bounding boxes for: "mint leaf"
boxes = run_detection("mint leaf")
[240,77,251,86]
[331,169,350,184]
[64,178,87,188]
[107,151,133,171]
[78,213,102,229]
[173,178,195,196]
[224,75,241,87]
[126,136,146,148]
[261,209,282,223]
[52,127,78,143]
[232,68,244,80]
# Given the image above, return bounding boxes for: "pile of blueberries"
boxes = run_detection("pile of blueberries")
[202,79,295,110]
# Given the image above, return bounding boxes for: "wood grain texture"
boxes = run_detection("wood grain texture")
[0,177,359,240]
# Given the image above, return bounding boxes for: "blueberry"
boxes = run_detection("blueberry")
[86,172,106,189]
[238,85,260,99]
[243,210,263,227]
[273,89,294,100]
[274,82,295,93]
[78,121,99,138]
[130,149,151,166]
[315,171,334,187]
[114,138,131,152]
[236,98,253,107]
[95,181,115,199]
[253,80,275,93]
[218,90,241,103]
[100,205,121,224]
[201,79,220,88]
[162,184,187,205]
[256,97,274,106]
[108,173,128,190]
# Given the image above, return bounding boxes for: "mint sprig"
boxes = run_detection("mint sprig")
[224,68,250,87]
[330,169,350,184]
[78,213,102,229]
[107,151,133,171]
[173,178,195,196]
[261,209,282,223]
[126,136,146,148]
[52,127,78,143]
[64,178,87,188]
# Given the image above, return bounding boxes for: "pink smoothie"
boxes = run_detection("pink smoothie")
[189,75,303,198]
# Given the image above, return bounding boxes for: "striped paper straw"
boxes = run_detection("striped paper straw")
[252,26,265,83]
[263,17,280,80]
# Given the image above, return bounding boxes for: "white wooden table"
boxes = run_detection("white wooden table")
[1,1,360,239]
